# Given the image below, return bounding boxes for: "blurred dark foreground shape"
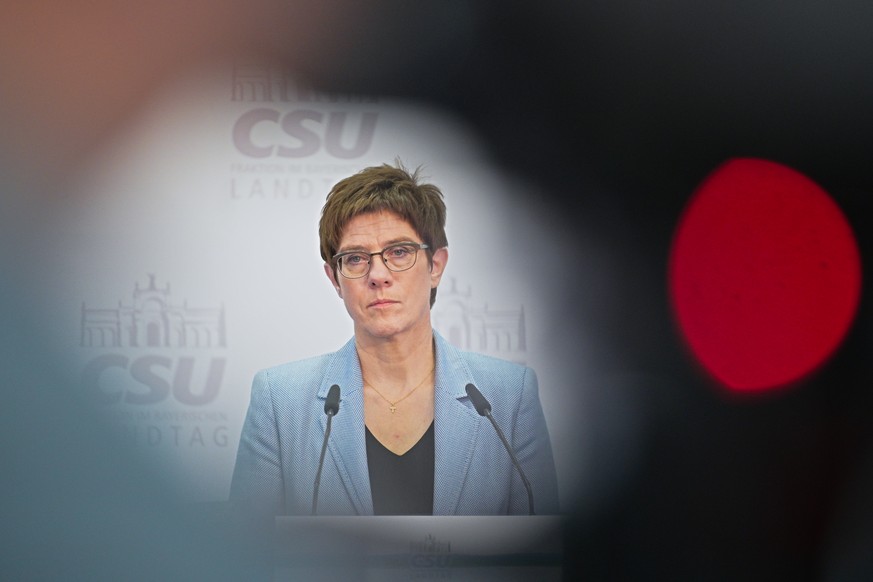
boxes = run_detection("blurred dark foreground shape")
[4,1,873,580]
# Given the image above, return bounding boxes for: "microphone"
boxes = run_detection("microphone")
[312,384,341,515]
[324,384,341,416]
[465,383,535,515]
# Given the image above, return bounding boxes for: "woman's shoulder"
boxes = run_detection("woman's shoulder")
[251,352,337,404]
[435,330,533,383]
[456,349,530,377]
[260,352,333,379]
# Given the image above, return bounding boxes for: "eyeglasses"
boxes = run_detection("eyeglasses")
[333,242,430,279]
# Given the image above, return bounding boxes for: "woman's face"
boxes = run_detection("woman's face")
[324,210,447,343]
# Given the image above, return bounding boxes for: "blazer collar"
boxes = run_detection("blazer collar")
[317,338,372,515]
[432,331,482,515]
[315,332,481,515]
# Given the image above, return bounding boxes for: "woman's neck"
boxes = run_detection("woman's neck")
[356,326,435,394]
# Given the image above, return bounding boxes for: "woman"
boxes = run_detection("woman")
[230,162,559,515]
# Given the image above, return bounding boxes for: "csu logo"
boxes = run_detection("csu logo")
[82,355,224,406]
[409,554,453,568]
[80,275,226,406]
[408,534,453,573]
[229,63,378,159]
[233,108,378,159]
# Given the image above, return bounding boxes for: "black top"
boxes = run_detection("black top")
[365,422,435,515]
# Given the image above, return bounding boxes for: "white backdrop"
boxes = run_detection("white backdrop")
[43,63,586,504]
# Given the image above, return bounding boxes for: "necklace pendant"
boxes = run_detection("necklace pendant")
[389,404,397,414]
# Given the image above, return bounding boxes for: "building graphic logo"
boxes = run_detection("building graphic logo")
[433,278,527,365]
[81,274,226,349]
[408,533,453,573]
[231,62,279,103]
[80,275,230,448]
[231,62,378,105]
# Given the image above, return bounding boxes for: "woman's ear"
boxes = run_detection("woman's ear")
[429,247,448,288]
[324,262,342,297]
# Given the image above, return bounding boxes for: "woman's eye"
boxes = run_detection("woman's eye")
[345,254,366,265]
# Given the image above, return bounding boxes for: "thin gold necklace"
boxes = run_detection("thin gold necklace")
[364,366,435,414]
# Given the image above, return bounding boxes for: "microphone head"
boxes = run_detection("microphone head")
[324,384,341,416]
[465,383,491,416]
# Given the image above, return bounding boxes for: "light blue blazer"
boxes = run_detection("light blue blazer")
[229,331,559,515]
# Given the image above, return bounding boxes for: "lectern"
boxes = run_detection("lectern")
[274,515,563,581]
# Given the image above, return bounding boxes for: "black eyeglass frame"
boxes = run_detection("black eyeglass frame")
[332,242,430,279]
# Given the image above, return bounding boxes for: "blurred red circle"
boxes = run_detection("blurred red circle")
[669,158,861,391]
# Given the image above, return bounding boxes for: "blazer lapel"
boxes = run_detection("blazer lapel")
[313,332,479,515]
[317,339,373,515]
[432,332,481,515]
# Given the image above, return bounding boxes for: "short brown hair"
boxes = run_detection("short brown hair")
[319,162,448,306]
